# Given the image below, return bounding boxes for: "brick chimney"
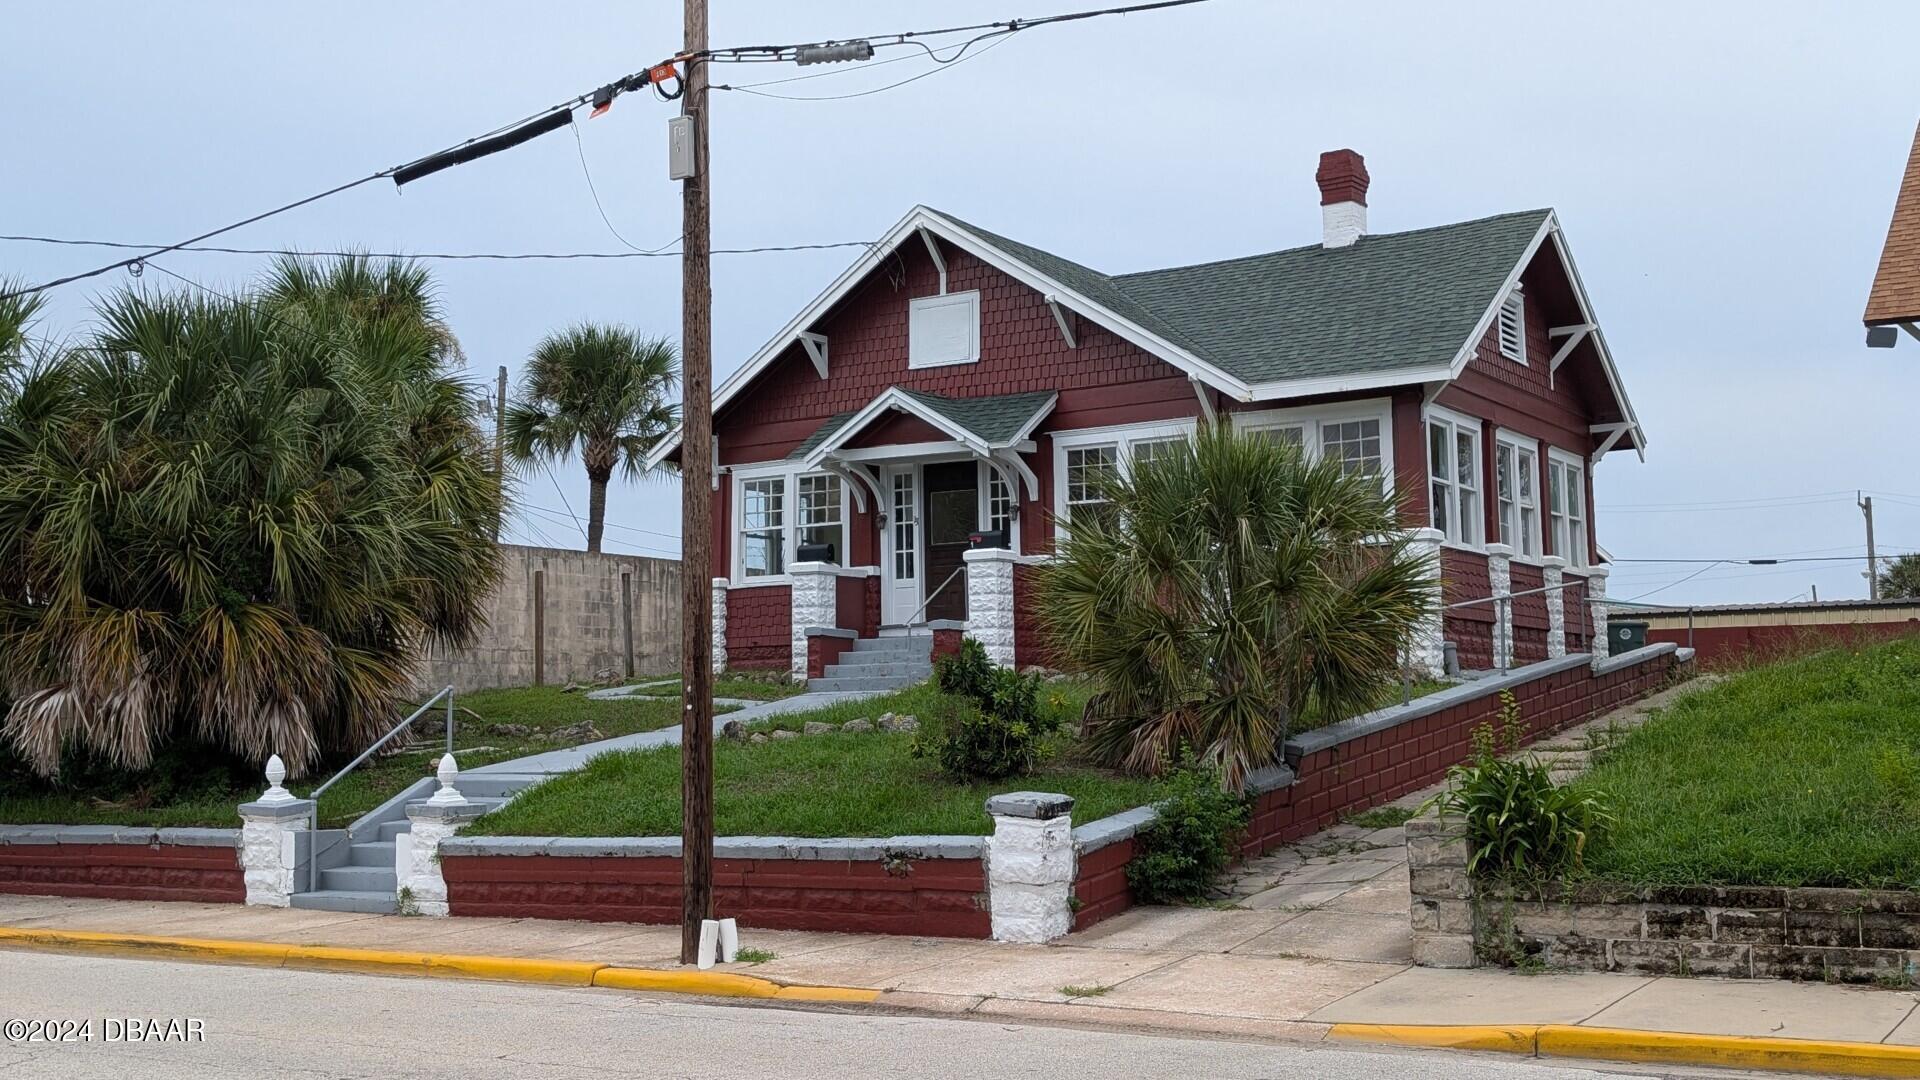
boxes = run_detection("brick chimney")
[1317,149,1370,249]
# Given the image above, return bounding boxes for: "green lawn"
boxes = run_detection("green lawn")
[468,678,1154,838]
[1577,640,1920,890]
[0,684,692,829]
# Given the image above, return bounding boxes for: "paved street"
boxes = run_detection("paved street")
[0,952,1758,1080]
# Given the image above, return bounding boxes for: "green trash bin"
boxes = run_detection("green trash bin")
[1612,620,1648,651]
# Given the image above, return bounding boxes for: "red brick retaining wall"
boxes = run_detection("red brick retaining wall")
[442,852,990,937]
[0,840,243,904]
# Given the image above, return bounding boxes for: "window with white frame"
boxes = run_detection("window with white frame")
[796,473,845,561]
[740,477,787,578]
[1130,436,1185,471]
[891,471,917,580]
[1547,452,1589,568]
[1247,423,1307,451]
[1320,418,1383,477]
[982,465,1013,538]
[1498,288,1526,363]
[1494,433,1541,557]
[1427,409,1482,547]
[1063,444,1120,530]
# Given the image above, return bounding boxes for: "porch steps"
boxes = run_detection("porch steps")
[808,634,935,693]
[289,790,514,915]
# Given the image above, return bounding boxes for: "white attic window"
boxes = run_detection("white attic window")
[908,290,980,369]
[1498,288,1526,363]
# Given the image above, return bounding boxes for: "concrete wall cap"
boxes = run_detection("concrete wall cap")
[153,827,244,848]
[438,834,987,861]
[923,619,967,631]
[1072,805,1157,852]
[237,799,316,822]
[1245,764,1297,796]
[962,547,1019,562]
[986,791,1075,820]
[802,625,859,640]
[0,824,243,848]
[1592,641,1678,675]
[1285,654,1594,758]
[407,801,489,824]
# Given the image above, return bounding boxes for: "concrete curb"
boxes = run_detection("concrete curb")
[0,926,880,1006]
[1329,1022,1920,1078]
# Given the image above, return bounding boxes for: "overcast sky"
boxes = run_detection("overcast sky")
[5,2,1918,606]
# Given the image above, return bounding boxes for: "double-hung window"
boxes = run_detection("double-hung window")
[1547,452,1589,568]
[982,466,1013,537]
[1426,408,1482,547]
[1235,403,1391,480]
[1062,444,1120,531]
[1054,422,1196,534]
[1320,418,1384,477]
[1494,432,1541,557]
[740,477,787,578]
[796,473,845,562]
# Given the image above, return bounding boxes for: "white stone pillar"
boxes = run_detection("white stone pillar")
[985,792,1076,943]
[237,755,313,908]
[1485,543,1514,671]
[962,547,1017,668]
[1542,555,1567,659]
[710,578,729,676]
[789,562,839,681]
[1405,527,1447,679]
[1587,565,1611,663]
[399,755,483,917]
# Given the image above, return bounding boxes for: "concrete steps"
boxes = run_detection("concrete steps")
[289,790,517,915]
[809,635,935,693]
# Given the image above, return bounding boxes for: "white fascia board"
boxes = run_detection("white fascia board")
[1002,392,1059,447]
[801,386,988,470]
[1242,364,1454,401]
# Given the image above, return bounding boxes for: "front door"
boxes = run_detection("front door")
[922,461,977,623]
[881,465,920,626]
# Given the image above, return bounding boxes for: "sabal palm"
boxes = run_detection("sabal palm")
[0,256,502,779]
[1038,424,1435,790]
[502,325,678,554]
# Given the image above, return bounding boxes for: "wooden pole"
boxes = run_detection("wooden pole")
[678,0,716,967]
[493,364,507,541]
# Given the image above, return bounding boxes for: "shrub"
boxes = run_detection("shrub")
[1431,694,1613,880]
[923,640,1055,781]
[1124,756,1252,904]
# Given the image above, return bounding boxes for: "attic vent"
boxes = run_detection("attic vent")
[1498,289,1526,363]
[908,290,981,369]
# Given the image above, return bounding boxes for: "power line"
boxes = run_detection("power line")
[1606,488,1855,509]
[569,121,680,255]
[0,234,876,263]
[696,0,1217,64]
[715,31,1017,101]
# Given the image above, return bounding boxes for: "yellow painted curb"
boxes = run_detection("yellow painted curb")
[0,926,877,1006]
[1330,1021,1920,1078]
[1536,1025,1920,1078]
[1329,1023,1539,1054]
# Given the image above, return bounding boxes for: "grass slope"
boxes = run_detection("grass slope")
[1579,640,1920,889]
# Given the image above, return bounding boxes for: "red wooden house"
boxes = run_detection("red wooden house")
[648,150,1645,684]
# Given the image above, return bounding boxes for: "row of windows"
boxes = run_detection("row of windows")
[737,463,1015,581]
[1427,407,1588,566]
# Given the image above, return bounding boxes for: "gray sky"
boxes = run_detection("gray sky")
[5,2,1917,605]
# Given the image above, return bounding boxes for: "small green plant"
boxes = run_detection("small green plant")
[935,638,997,704]
[1123,755,1252,905]
[1432,694,1613,881]
[1060,984,1112,998]
[395,886,420,917]
[733,947,777,965]
[919,640,1055,781]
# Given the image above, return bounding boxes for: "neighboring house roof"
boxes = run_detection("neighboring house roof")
[650,203,1643,468]
[1865,122,1920,327]
[953,208,1550,386]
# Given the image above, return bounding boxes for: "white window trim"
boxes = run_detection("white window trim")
[1050,419,1197,539]
[1231,398,1396,484]
[1498,287,1527,364]
[1546,447,1590,570]
[729,460,852,586]
[1493,428,1544,562]
[906,289,982,370]
[976,460,1022,555]
[1425,404,1485,551]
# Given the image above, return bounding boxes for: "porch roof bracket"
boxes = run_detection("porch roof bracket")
[919,227,948,294]
[1547,322,1596,389]
[1588,421,1633,463]
[820,460,869,514]
[798,332,829,380]
[993,448,1041,502]
[1044,294,1077,349]
[840,460,885,512]
[1189,373,1216,425]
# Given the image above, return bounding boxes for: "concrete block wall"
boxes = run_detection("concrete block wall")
[413,544,681,692]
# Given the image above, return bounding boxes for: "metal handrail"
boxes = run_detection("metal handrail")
[304,685,456,892]
[904,565,967,627]
[1439,576,1697,673]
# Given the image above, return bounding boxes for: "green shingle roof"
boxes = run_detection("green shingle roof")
[786,390,1055,461]
[934,207,1551,387]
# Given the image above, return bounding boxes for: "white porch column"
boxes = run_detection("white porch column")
[1587,565,1612,664]
[1486,543,1514,671]
[710,578,729,675]
[986,792,1076,943]
[237,755,312,908]
[962,547,1018,668]
[398,754,485,917]
[789,562,839,681]
[1542,555,1567,659]
[1405,528,1446,680]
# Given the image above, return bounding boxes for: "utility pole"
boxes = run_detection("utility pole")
[1861,492,1879,600]
[677,0,716,967]
[493,364,508,540]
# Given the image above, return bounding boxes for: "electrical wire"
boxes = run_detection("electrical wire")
[697,0,1218,64]
[0,234,875,262]
[1619,561,1725,603]
[716,32,1017,102]
[569,122,679,254]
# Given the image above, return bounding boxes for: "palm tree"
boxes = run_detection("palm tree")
[0,256,503,779]
[501,325,678,554]
[1038,424,1435,791]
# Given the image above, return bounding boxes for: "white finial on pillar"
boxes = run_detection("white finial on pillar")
[426,752,467,806]
[258,754,296,806]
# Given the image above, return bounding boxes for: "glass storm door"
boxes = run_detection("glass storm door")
[882,465,921,625]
